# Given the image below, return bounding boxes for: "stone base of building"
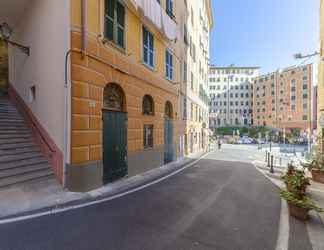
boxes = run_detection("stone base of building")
[66,145,177,192]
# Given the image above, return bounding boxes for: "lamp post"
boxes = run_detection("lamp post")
[294,52,317,156]
[281,101,289,154]
[227,74,234,126]
[0,22,30,56]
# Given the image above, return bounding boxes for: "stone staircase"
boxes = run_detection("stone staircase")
[0,96,55,188]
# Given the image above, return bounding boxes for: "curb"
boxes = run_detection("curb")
[252,161,324,250]
[0,152,209,224]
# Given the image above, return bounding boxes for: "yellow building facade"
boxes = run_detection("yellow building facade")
[318,0,324,149]
[68,0,182,191]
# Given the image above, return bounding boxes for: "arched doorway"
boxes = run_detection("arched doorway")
[164,101,173,164]
[102,83,128,183]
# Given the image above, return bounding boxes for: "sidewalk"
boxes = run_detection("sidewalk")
[252,159,324,250]
[0,151,206,221]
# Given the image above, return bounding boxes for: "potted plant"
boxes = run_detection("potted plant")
[280,166,322,221]
[281,169,310,199]
[303,151,324,184]
[280,190,323,220]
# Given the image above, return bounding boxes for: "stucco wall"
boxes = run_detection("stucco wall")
[0,41,8,92]
[317,0,324,138]
[8,0,70,152]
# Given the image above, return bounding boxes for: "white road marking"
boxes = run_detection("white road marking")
[0,154,208,225]
[275,199,289,250]
[253,163,289,250]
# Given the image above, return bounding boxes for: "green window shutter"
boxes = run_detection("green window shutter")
[105,0,115,41]
[116,2,125,48]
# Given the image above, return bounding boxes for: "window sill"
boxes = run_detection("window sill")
[165,77,175,84]
[102,38,126,55]
[141,62,156,73]
[143,147,154,151]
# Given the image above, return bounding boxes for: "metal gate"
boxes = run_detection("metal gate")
[164,118,173,164]
[103,110,128,183]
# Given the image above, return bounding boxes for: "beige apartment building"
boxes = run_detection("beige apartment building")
[209,66,259,129]
[253,64,316,135]
[178,0,213,157]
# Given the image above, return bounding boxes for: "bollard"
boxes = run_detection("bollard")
[265,151,268,162]
[267,153,270,168]
[270,155,274,174]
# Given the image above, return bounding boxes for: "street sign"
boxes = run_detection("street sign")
[320,113,324,128]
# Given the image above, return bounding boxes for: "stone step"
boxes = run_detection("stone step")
[0,151,43,164]
[0,169,54,189]
[0,156,48,170]
[0,107,19,111]
[0,133,31,139]
[0,137,33,145]
[0,163,51,179]
[0,119,26,124]
[0,127,32,135]
[0,142,36,150]
[0,147,40,156]
[0,127,30,133]
[0,124,28,129]
[0,115,23,120]
[0,111,20,116]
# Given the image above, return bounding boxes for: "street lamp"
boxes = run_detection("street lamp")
[0,22,30,56]
[294,51,318,156]
[227,74,234,126]
[294,52,319,60]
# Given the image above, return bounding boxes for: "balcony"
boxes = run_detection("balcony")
[131,0,177,41]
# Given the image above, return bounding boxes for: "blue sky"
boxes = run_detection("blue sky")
[210,0,320,74]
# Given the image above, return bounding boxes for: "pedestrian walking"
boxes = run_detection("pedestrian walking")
[218,139,222,149]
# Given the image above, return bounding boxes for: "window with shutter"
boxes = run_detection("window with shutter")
[142,27,154,68]
[165,50,173,80]
[144,125,154,149]
[166,0,173,18]
[104,0,125,48]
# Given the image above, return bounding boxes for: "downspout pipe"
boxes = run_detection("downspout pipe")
[81,0,87,56]
[63,50,72,188]
[63,0,86,188]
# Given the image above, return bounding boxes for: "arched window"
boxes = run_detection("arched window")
[142,95,154,115]
[165,101,173,119]
[103,83,125,111]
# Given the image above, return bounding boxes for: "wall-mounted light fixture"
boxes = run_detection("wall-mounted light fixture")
[293,51,319,60]
[0,22,30,56]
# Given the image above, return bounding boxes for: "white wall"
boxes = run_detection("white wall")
[8,0,70,151]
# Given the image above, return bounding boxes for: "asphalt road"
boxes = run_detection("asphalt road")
[0,150,312,250]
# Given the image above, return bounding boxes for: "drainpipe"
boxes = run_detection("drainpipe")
[63,50,72,188]
[63,0,86,188]
[81,0,87,56]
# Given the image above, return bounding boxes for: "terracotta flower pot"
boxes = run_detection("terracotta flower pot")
[288,203,309,221]
[311,169,324,184]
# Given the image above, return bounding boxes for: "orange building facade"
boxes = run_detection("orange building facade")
[253,64,316,134]
[67,0,181,191]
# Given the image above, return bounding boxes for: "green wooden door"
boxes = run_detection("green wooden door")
[164,118,173,164]
[103,110,127,183]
